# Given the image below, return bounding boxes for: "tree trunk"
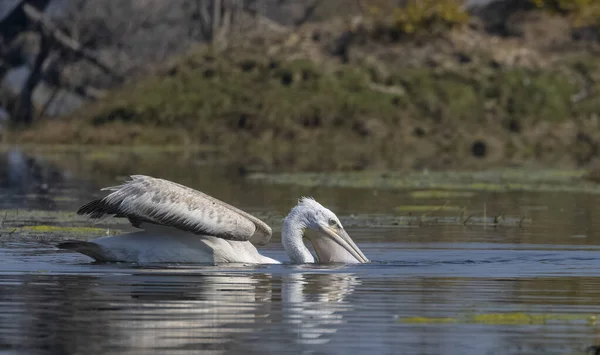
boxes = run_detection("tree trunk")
[14,32,50,125]
[212,0,221,41]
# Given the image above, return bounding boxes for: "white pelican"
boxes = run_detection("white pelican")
[58,175,369,264]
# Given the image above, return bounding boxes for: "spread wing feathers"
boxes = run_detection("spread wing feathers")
[77,175,272,245]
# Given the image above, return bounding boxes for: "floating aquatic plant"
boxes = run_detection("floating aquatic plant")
[248,169,600,194]
[400,312,599,326]
[395,205,463,212]
[19,225,110,234]
[409,190,476,199]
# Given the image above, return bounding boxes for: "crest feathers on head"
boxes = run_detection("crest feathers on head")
[296,196,327,212]
[298,196,315,204]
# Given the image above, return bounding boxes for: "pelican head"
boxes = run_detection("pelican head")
[282,197,369,264]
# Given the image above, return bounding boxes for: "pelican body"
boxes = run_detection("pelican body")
[58,175,368,265]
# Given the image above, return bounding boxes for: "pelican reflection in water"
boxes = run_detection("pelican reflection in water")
[58,175,368,264]
[115,272,359,351]
[282,272,359,345]
[8,271,358,352]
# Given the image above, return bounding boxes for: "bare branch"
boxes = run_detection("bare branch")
[14,32,52,124]
[197,0,212,39]
[22,3,123,83]
[294,0,321,27]
[212,0,221,41]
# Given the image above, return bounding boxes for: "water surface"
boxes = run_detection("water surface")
[1,147,600,355]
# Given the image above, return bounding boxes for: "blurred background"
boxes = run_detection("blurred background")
[0,0,598,173]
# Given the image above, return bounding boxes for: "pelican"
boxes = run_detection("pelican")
[58,175,369,264]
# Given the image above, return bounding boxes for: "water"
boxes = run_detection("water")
[1,147,600,354]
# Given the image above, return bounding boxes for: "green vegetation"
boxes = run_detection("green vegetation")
[533,0,600,27]
[0,209,129,238]
[395,205,463,212]
[9,0,600,171]
[14,43,598,170]
[368,0,469,39]
[409,190,476,198]
[248,168,600,194]
[401,312,598,325]
[19,225,111,234]
[0,209,126,245]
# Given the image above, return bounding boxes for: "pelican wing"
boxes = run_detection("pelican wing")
[77,175,272,245]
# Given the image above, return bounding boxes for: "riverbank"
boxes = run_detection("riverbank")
[7,6,600,172]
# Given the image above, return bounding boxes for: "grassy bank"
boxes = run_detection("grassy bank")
[10,8,600,171]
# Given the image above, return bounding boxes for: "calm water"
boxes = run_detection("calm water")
[1,147,600,355]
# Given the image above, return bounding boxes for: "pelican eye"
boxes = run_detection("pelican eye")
[328,218,338,227]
